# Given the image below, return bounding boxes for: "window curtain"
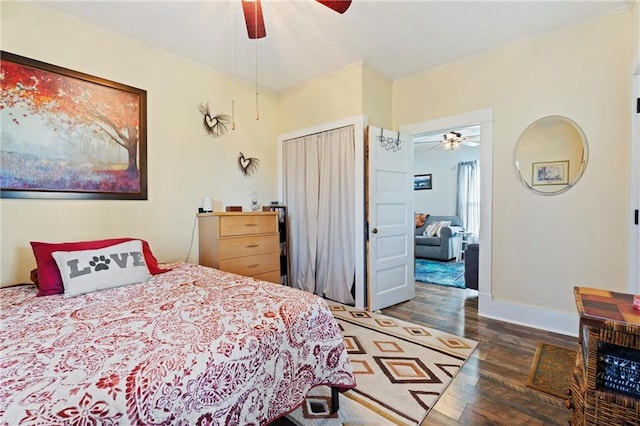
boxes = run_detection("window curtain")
[283,125,355,305]
[456,160,480,242]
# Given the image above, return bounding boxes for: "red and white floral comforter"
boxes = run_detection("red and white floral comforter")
[0,263,355,425]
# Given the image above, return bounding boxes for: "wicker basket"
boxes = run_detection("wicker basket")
[569,288,640,425]
[584,324,640,393]
[582,390,640,425]
[569,351,586,426]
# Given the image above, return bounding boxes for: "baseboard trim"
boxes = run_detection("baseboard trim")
[478,292,579,338]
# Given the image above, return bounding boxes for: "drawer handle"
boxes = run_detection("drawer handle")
[247,264,260,268]
[244,224,258,227]
[246,244,259,248]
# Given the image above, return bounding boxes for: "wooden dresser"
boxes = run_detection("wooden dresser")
[197,212,281,283]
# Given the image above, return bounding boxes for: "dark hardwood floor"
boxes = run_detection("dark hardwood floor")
[382,281,577,425]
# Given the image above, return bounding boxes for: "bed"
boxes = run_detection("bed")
[0,261,355,425]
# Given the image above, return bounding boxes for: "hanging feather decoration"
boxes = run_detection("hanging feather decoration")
[198,102,230,137]
[238,152,260,176]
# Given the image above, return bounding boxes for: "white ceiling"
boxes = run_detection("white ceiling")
[37,0,630,93]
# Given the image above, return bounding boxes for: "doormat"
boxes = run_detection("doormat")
[526,342,576,399]
[277,303,478,426]
[415,259,465,288]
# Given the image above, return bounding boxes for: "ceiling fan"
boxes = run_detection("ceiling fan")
[415,130,480,151]
[241,0,352,39]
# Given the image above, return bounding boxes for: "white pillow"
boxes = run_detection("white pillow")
[435,221,451,237]
[52,240,151,297]
[423,222,439,237]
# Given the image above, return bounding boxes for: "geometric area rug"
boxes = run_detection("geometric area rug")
[415,259,466,289]
[284,302,478,426]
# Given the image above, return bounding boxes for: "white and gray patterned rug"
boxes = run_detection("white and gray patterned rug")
[282,302,478,426]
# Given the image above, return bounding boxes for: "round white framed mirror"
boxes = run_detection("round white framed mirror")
[515,115,588,195]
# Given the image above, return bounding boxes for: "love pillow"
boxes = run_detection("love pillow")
[31,238,171,296]
[52,240,151,298]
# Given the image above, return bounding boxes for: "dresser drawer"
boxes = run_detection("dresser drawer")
[219,253,280,277]
[220,215,277,237]
[252,270,282,284]
[218,235,279,260]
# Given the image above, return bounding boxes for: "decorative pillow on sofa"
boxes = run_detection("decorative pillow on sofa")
[435,221,451,237]
[423,220,452,237]
[52,240,151,298]
[415,213,427,228]
[423,222,439,237]
[30,238,170,296]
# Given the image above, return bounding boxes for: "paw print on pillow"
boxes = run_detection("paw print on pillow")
[89,255,110,271]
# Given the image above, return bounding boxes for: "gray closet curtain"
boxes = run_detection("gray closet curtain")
[283,125,355,305]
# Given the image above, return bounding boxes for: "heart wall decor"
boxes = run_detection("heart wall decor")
[198,102,230,138]
[238,152,260,176]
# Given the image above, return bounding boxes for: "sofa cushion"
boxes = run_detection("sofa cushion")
[415,236,441,246]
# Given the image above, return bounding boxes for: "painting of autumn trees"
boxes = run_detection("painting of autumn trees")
[0,52,147,199]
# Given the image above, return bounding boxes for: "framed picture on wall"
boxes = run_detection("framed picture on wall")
[531,161,569,186]
[0,51,147,199]
[414,174,432,190]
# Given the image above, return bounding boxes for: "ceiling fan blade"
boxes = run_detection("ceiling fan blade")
[462,140,480,147]
[242,0,266,39]
[316,0,352,14]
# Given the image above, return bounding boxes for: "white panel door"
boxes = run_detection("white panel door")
[367,126,415,311]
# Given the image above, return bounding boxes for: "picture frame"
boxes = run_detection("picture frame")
[414,174,432,190]
[0,51,147,200]
[531,160,569,186]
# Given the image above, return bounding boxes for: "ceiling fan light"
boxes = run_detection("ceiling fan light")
[443,140,461,151]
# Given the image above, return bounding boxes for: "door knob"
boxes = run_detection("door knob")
[372,228,378,234]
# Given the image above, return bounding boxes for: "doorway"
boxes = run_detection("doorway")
[413,124,480,289]
[414,124,480,238]
[400,108,493,309]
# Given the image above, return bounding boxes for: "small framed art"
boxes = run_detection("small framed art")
[414,174,432,190]
[532,161,569,186]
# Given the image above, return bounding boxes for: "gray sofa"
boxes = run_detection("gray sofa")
[415,215,463,261]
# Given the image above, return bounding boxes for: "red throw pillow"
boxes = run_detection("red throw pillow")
[30,238,171,296]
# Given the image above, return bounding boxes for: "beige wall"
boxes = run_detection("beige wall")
[362,66,393,129]
[276,63,363,134]
[0,3,279,285]
[394,13,631,319]
[276,62,393,133]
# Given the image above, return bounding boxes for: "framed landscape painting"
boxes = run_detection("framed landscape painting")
[414,174,432,190]
[0,51,147,199]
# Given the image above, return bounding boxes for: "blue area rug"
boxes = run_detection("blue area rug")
[415,259,466,288]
